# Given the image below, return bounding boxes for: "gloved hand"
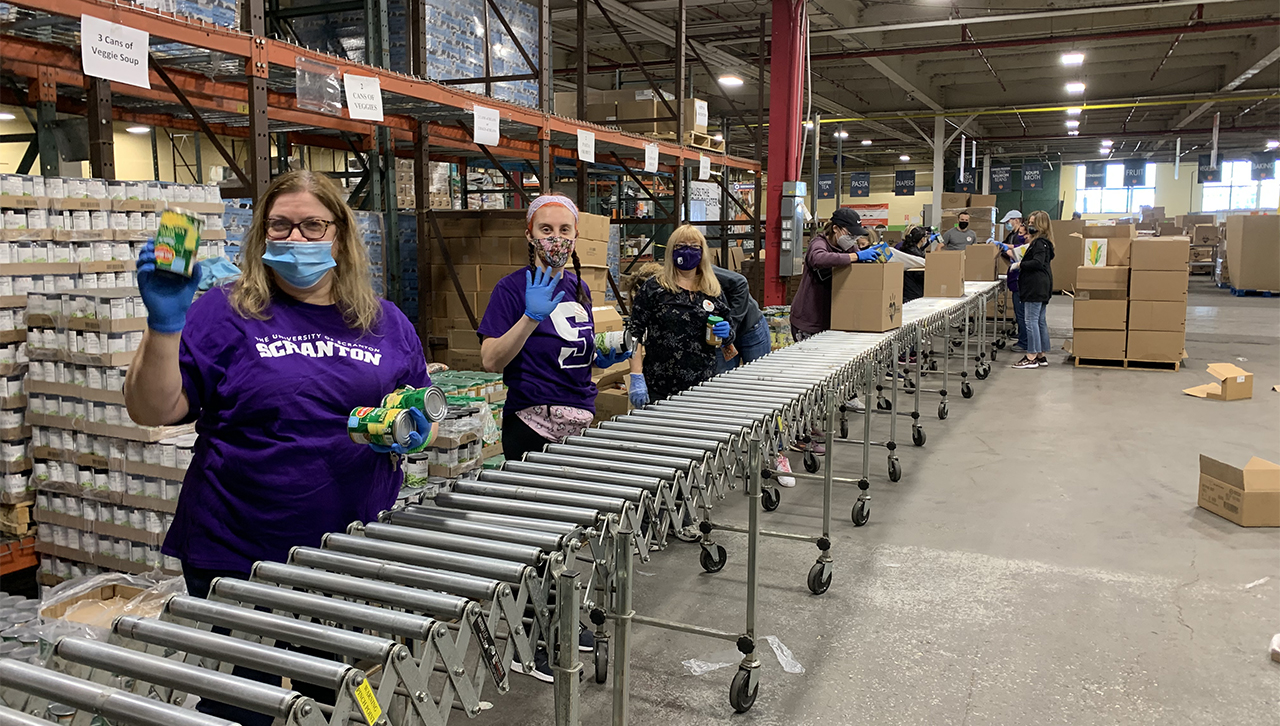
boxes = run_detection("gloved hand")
[711,320,731,339]
[524,266,565,322]
[594,347,633,368]
[855,243,888,263]
[371,407,432,456]
[137,240,203,333]
[628,373,649,408]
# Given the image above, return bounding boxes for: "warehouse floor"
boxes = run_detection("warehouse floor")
[478,278,1280,726]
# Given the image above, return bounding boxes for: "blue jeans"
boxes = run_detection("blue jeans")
[1011,290,1027,349]
[1023,300,1050,355]
[717,317,771,373]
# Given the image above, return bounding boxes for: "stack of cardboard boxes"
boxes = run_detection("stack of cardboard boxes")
[1224,215,1280,294]
[555,90,709,139]
[1127,238,1190,363]
[1072,260,1130,362]
[938,193,999,243]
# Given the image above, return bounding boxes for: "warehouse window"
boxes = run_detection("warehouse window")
[1074,163,1156,214]
[1200,160,1280,212]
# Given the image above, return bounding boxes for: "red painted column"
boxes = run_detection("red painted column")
[764,0,806,305]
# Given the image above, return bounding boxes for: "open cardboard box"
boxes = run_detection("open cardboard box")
[1183,363,1254,401]
[1197,454,1280,527]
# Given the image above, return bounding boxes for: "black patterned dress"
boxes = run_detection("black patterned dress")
[628,277,734,403]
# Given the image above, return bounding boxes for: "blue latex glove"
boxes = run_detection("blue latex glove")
[711,320,731,339]
[371,407,432,456]
[524,266,565,322]
[855,243,888,262]
[137,240,203,333]
[594,347,633,368]
[628,373,649,408]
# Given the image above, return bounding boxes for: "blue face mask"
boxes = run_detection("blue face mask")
[262,241,337,289]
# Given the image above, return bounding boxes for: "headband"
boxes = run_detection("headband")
[526,195,579,230]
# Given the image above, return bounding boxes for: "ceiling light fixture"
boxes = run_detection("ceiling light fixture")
[1268,140,1280,150]
[1065,120,1080,129]
[1065,82,1086,94]
[861,139,873,146]
[804,121,814,130]
[717,74,744,88]
[1101,139,1113,147]
[125,126,151,134]
[835,130,849,139]
[0,112,15,121]
[1061,52,1085,66]
[899,154,911,162]
[1068,130,1080,136]
[713,133,724,142]
[1066,107,1082,116]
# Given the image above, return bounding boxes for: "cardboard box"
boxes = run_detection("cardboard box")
[1197,454,1280,527]
[1050,221,1086,291]
[830,262,904,332]
[1130,238,1190,271]
[1129,271,1188,302]
[941,193,969,209]
[924,251,965,298]
[969,194,997,207]
[1128,300,1186,332]
[1073,329,1126,359]
[1083,224,1136,240]
[40,583,149,626]
[1192,224,1221,243]
[963,244,998,281]
[480,213,527,238]
[431,264,483,292]
[448,348,484,371]
[1224,215,1280,292]
[578,265,610,295]
[593,369,631,423]
[727,245,746,272]
[1075,266,1129,292]
[1125,330,1185,362]
[1183,363,1254,401]
[1106,237,1132,266]
[575,238,609,267]
[1073,299,1127,330]
[1177,214,1215,232]
[480,265,522,291]
[447,329,482,350]
[578,212,611,242]
[593,305,624,333]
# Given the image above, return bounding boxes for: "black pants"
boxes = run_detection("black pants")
[184,565,336,726]
[502,413,555,463]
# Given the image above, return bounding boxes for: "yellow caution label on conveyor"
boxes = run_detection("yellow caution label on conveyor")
[355,679,383,724]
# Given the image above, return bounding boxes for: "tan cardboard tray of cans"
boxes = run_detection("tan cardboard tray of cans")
[0,173,226,234]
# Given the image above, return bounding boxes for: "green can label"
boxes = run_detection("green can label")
[154,209,202,277]
[381,386,448,422]
[348,406,412,447]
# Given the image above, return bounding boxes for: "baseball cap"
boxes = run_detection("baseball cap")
[831,208,868,237]
[999,210,1022,223]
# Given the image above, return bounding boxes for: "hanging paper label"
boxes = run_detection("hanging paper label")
[848,172,870,198]
[694,99,709,130]
[577,129,595,163]
[343,74,383,121]
[473,105,500,146]
[699,155,711,181]
[644,143,659,173]
[81,15,150,90]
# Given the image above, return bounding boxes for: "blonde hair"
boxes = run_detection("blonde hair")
[1028,210,1054,244]
[628,262,664,295]
[657,225,722,298]
[229,170,382,331]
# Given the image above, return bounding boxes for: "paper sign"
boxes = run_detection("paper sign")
[694,99,709,129]
[698,155,711,181]
[81,15,150,89]
[577,129,595,163]
[473,105,500,146]
[644,143,659,173]
[343,74,383,121]
[1084,238,1108,267]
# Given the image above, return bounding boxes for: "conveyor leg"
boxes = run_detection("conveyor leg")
[553,570,582,726]
[611,526,633,725]
[730,435,763,713]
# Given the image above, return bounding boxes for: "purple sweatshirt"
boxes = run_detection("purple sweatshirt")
[789,234,854,336]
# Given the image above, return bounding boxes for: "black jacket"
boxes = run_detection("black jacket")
[712,266,764,334]
[1018,236,1055,303]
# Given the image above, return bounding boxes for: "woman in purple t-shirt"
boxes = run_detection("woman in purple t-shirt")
[477,195,630,466]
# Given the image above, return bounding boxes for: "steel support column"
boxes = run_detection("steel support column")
[931,115,944,229]
[836,123,843,207]
[982,152,991,195]
[538,0,552,192]
[86,77,115,180]
[675,0,686,225]
[753,14,764,260]
[245,0,270,199]
[575,0,587,209]
[35,66,58,177]
[415,120,433,355]
[764,0,805,304]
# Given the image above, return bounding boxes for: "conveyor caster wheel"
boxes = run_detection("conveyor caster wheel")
[839,419,849,439]
[700,544,728,573]
[887,457,902,482]
[594,640,609,684]
[912,427,926,447]
[975,365,990,380]
[877,398,892,411]
[962,382,974,399]
[729,667,758,713]
[929,360,938,371]
[851,499,870,527]
[762,487,781,512]
[807,562,831,595]
[938,401,949,420]
[803,451,820,473]
[996,339,1006,349]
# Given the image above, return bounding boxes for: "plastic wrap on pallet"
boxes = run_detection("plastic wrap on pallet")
[296,57,343,116]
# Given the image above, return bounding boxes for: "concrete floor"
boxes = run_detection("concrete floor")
[479,278,1280,725]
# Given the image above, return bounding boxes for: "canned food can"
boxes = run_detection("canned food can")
[347,407,414,447]
[594,330,631,355]
[154,209,202,277]
[380,386,449,422]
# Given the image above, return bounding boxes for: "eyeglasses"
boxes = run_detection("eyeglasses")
[265,217,337,241]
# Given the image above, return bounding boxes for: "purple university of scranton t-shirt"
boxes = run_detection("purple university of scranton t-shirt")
[163,285,429,573]
[477,269,596,413]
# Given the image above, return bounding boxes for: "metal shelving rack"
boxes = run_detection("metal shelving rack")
[0,0,764,351]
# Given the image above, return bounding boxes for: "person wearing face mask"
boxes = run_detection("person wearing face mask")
[940,211,978,251]
[999,210,1030,351]
[628,225,734,406]
[124,170,429,725]
[478,195,629,466]
[790,208,885,342]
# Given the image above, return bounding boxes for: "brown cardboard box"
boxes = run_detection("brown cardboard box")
[1075,266,1129,292]
[1130,238,1190,271]
[1183,363,1254,401]
[1192,224,1221,244]
[831,262,904,332]
[963,244,998,281]
[480,265,522,291]
[578,212,611,242]
[1224,215,1280,292]
[447,329,482,350]
[593,305,624,333]
[432,212,483,238]
[448,348,484,371]
[578,265,610,295]
[615,100,662,134]
[1072,299,1127,330]
[1073,330,1126,359]
[924,251,966,297]
[40,583,149,626]
[1177,214,1215,232]
[1128,300,1186,331]
[593,369,631,423]
[969,194,998,207]
[1083,224,1137,240]
[585,102,619,124]
[1197,454,1280,527]
[575,238,609,267]
[1158,223,1181,236]
[1125,330,1185,362]
[554,91,578,119]
[479,212,527,237]
[941,193,969,209]
[1106,237,1132,266]
[727,245,746,272]
[433,291,487,320]
[1129,271,1188,301]
[1050,220,1086,291]
[431,264,483,292]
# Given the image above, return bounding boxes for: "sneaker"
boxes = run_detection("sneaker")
[512,648,554,683]
[1011,357,1039,370]
[774,455,796,487]
[1038,358,1049,368]
[1011,344,1026,353]
[579,625,594,653]
[846,397,866,413]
